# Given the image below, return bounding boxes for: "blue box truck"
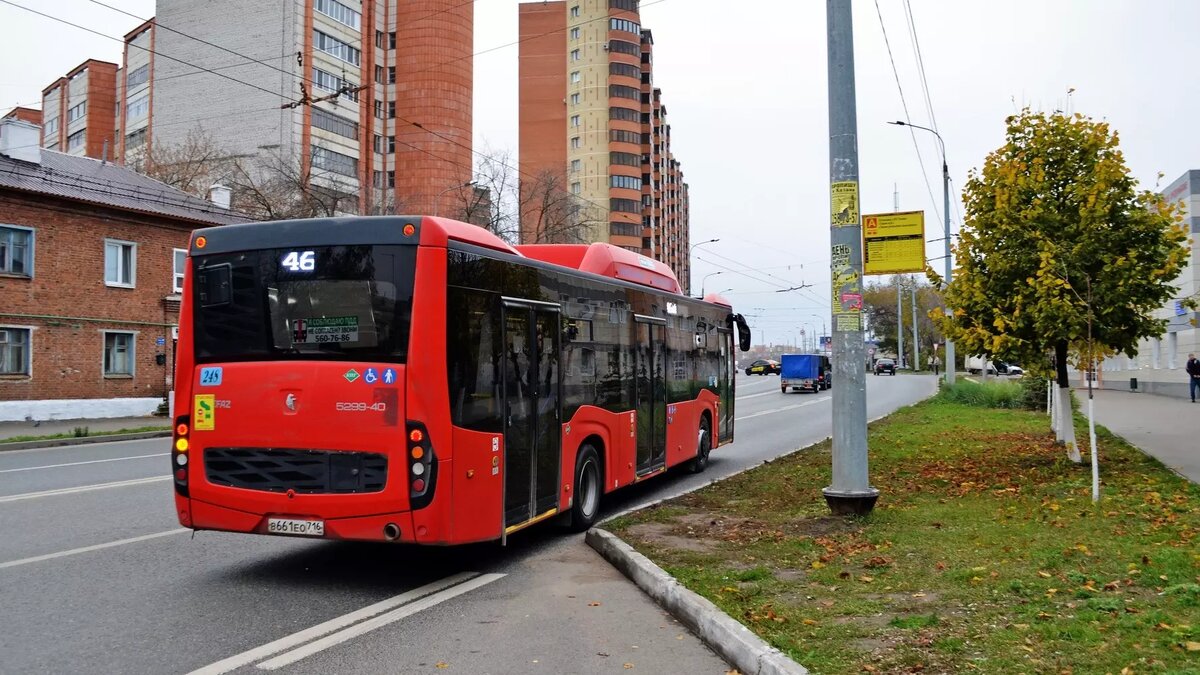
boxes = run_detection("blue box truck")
[780,354,832,394]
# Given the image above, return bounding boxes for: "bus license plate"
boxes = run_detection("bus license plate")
[267,518,325,537]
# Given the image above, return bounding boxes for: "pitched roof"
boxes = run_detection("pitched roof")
[0,148,246,226]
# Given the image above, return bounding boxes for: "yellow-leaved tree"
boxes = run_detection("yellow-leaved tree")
[930,110,1191,462]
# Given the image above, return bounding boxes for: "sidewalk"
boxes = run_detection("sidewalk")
[1089,388,1200,484]
[0,415,169,443]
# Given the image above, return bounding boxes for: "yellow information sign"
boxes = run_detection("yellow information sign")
[194,394,215,431]
[830,181,859,226]
[863,210,925,275]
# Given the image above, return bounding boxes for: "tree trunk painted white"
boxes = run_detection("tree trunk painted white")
[1046,379,1053,416]
[1088,394,1099,501]
[1057,385,1081,463]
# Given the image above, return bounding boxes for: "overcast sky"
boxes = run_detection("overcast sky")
[4,0,1199,344]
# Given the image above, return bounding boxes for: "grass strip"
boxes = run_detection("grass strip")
[609,398,1200,674]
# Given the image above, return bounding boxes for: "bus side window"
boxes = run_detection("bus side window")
[197,263,232,307]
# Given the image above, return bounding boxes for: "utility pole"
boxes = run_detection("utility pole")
[896,281,904,369]
[824,0,878,516]
[942,156,955,383]
[911,281,919,371]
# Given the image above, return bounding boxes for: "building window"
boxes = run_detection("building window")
[126,92,149,119]
[610,129,640,144]
[570,27,580,40]
[375,65,384,83]
[611,198,640,213]
[103,332,135,377]
[125,127,147,150]
[570,136,581,149]
[0,327,31,376]
[609,106,638,122]
[389,32,396,49]
[571,49,581,61]
[43,116,59,136]
[373,100,384,119]
[610,174,641,190]
[315,0,361,29]
[375,30,385,48]
[608,40,640,56]
[570,71,581,84]
[610,222,640,237]
[386,170,395,187]
[314,30,362,66]
[610,62,641,79]
[609,18,641,35]
[0,225,33,277]
[312,106,358,139]
[570,92,580,105]
[609,151,640,167]
[388,66,396,84]
[571,159,581,172]
[610,0,639,9]
[104,239,136,287]
[1167,332,1178,369]
[570,114,581,127]
[609,84,639,100]
[67,102,87,123]
[570,5,580,17]
[126,64,150,88]
[312,68,359,101]
[571,182,582,195]
[373,134,395,154]
[388,101,395,118]
[311,145,358,178]
[173,248,186,293]
[67,130,85,151]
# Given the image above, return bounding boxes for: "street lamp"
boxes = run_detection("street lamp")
[889,120,954,384]
[700,270,725,297]
[434,180,477,217]
[809,313,827,353]
[688,238,720,293]
[716,287,735,296]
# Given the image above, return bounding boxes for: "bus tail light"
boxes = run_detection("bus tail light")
[172,415,191,497]
[406,420,436,510]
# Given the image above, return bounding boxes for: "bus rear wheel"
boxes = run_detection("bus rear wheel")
[568,444,602,532]
[687,417,712,474]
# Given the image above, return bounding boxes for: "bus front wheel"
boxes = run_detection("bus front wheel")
[568,444,602,532]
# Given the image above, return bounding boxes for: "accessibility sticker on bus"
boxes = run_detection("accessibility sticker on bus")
[293,316,359,344]
[194,394,215,431]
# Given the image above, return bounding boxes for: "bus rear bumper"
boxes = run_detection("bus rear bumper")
[187,498,419,543]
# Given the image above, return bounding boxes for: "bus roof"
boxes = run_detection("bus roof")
[516,242,682,295]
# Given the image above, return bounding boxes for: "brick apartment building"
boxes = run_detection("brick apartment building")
[35,0,475,217]
[518,0,691,290]
[2,107,42,126]
[0,118,242,422]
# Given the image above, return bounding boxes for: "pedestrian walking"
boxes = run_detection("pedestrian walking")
[1187,353,1200,402]
[928,354,941,377]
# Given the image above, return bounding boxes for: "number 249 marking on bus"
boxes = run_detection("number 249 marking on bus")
[281,251,316,272]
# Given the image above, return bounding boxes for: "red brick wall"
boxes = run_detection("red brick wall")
[0,192,195,403]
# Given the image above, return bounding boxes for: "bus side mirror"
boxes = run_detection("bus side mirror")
[734,313,751,352]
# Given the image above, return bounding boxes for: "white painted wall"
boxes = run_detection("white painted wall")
[0,397,162,423]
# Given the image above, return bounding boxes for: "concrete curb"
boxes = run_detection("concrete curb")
[0,430,171,452]
[586,528,808,675]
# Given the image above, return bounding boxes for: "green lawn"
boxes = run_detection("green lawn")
[1,425,169,445]
[608,398,1200,674]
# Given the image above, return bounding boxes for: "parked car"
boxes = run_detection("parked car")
[745,359,781,375]
[874,358,896,375]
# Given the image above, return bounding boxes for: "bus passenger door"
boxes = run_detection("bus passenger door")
[717,327,734,442]
[501,301,562,530]
[634,315,667,475]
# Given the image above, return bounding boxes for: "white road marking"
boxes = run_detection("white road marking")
[735,397,831,422]
[188,572,499,675]
[256,573,506,670]
[0,528,188,570]
[0,475,170,503]
[0,452,168,474]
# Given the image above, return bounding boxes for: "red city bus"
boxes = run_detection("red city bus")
[171,216,751,545]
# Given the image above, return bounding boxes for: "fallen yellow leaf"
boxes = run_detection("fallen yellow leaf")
[435,663,449,669]
[811,561,825,569]
[1038,571,1053,578]
[1186,641,1200,652]
[802,618,818,626]
[858,575,874,583]
[588,602,601,607]
[624,664,635,670]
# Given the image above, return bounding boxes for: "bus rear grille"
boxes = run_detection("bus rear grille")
[204,448,387,494]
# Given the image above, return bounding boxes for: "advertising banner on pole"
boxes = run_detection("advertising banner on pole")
[862,210,926,275]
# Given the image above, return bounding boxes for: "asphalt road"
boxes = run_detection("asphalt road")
[0,372,935,674]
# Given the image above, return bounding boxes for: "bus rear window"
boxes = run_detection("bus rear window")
[191,245,416,363]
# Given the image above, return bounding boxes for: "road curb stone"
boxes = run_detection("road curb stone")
[0,431,171,452]
[586,528,808,675]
